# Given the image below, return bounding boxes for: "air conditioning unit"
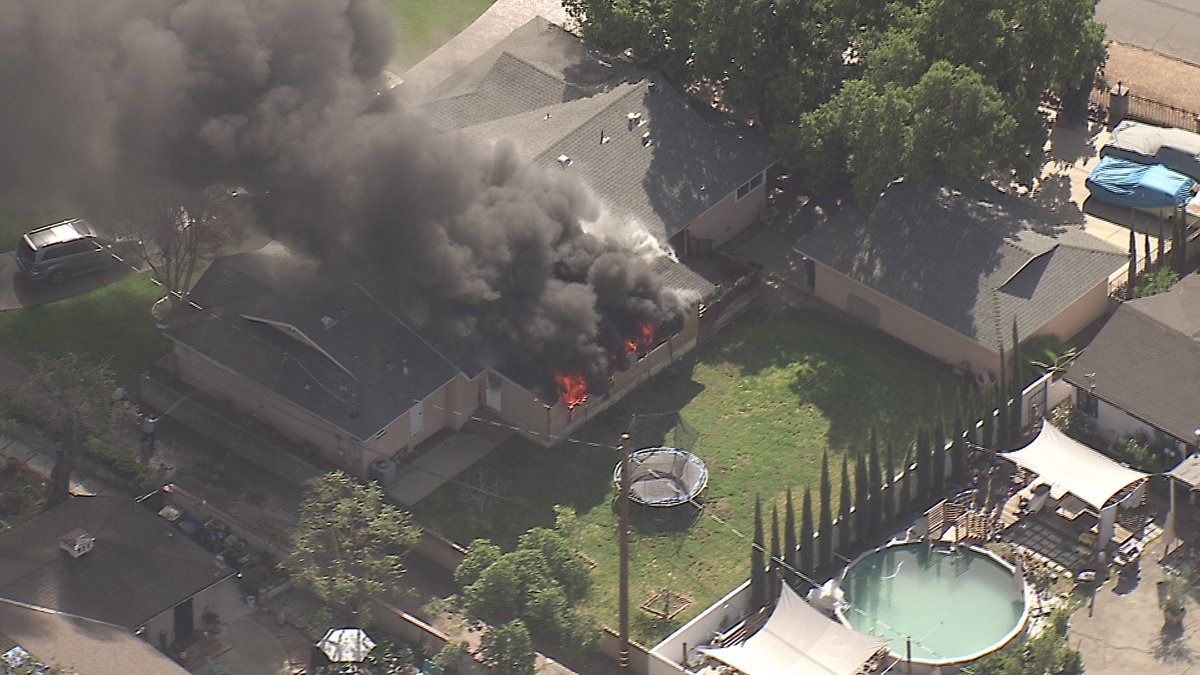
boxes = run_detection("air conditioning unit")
[59,528,96,559]
[369,458,397,489]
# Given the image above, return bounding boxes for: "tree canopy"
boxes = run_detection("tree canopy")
[286,471,422,623]
[567,0,1105,205]
[456,528,598,652]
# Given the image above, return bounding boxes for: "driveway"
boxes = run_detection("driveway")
[0,242,144,311]
[1098,0,1200,67]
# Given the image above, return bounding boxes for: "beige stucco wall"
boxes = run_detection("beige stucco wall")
[141,576,235,650]
[809,264,1000,375]
[170,343,463,479]
[809,264,1116,379]
[497,307,701,444]
[687,180,767,247]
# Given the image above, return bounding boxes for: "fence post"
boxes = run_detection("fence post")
[1108,81,1129,129]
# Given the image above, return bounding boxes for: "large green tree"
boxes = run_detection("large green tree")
[286,471,422,623]
[480,620,536,675]
[457,528,597,651]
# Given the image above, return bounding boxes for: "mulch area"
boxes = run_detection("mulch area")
[1103,41,1200,113]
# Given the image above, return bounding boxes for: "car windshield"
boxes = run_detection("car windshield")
[16,239,36,265]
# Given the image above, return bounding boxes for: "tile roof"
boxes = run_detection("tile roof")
[0,496,232,630]
[1064,274,1200,443]
[164,250,463,440]
[793,180,1127,351]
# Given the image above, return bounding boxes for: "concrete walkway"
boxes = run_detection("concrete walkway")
[398,0,568,97]
[1071,536,1200,674]
[389,429,499,506]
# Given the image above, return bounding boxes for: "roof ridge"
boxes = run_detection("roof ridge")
[532,81,647,163]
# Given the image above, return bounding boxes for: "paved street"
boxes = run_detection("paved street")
[1099,0,1200,67]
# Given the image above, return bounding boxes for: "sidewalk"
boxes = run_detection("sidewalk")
[0,433,120,497]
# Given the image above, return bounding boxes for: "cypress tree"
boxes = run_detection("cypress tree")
[855,456,870,544]
[1128,227,1137,300]
[997,341,1009,450]
[840,455,853,548]
[784,488,797,579]
[868,430,882,537]
[770,503,781,600]
[818,453,832,570]
[899,446,914,517]
[915,428,931,508]
[751,495,766,608]
[885,440,896,487]
[951,408,968,485]
[800,486,814,582]
[931,416,947,501]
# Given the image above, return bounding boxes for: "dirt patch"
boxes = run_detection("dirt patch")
[1103,41,1200,113]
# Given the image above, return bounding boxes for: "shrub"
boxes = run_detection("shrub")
[83,436,152,487]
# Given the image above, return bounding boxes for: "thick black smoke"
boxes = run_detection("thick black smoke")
[0,0,687,397]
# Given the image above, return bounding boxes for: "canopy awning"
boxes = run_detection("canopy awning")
[1002,422,1149,510]
[700,584,887,675]
[1169,454,1200,489]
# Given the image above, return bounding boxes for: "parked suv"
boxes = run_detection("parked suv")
[15,219,113,285]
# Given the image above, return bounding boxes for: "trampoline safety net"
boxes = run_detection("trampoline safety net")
[614,447,708,507]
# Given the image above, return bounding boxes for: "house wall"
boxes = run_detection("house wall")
[142,576,236,650]
[1072,389,1190,453]
[170,343,464,480]
[686,180,767,247]
[496,307,701,445]
[1027,281,1115,346]
[808,263,1000,375]
[649,580,754,675]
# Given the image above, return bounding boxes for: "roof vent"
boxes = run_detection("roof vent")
[642,131,653,147]
[320,315,338,330]
[557,154,573,168]
[627,112,642,131]
[60,529,95,559]
[600,131,610,144]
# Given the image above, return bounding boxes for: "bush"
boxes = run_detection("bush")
[84,436,152,487]
[1136,267,1179,298]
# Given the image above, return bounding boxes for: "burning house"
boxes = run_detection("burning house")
[0,0,768,482]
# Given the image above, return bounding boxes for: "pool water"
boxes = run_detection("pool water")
[839,544,1028,665]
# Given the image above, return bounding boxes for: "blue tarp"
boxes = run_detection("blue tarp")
[1086,156,1197,210]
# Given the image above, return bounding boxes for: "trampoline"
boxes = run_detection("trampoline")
[613,447,708,507]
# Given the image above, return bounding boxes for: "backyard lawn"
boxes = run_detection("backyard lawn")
[0,273,171,384]
[386,0,496,70]
[413,302,965,644]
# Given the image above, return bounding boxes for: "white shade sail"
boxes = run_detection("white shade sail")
[317,627,376,663]
[1002,422,1148,510]
[700,584,887,675]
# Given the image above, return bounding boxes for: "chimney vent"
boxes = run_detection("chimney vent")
[626,112,642,130]
[557,154,572,168]
[320,315,337,330]
[641,131,652,147]
[60,529,95,559]
[600,131,610,144]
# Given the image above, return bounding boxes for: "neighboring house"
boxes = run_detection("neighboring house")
[160,18,771,483]
[417,16,772,254]
[1064,273,1200,450]
[792,180,1128,377]
[162,244,714,481]
[0,496,234,673]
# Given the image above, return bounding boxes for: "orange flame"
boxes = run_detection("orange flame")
[627,321,658,354]
[553,373,589,412]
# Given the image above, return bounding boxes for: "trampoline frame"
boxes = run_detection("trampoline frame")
[613,447,709,507]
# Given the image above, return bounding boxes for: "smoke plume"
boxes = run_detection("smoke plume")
[0,0,687,396]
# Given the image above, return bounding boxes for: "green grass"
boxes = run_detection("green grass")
[0,273,171,383]
[386,0,496,70]
[413,306,965,644]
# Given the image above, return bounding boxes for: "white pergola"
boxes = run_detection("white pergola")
[1002,423,1148,511]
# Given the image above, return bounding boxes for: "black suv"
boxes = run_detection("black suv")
[15,219,113,285]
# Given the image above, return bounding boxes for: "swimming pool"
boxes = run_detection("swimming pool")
[837,543,1030,666]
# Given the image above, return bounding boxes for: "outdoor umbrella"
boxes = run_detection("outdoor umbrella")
[317,627,377,663]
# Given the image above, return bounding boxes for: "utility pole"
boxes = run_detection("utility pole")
[619,432,632,671]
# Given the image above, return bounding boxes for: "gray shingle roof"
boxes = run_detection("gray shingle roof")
[1064,273,1200,443]
[418,17,771,245]
[0,496,232,630]
[793,180,1128,351]
[164,250,462,440]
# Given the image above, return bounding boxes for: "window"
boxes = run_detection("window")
[735,171,766,201]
